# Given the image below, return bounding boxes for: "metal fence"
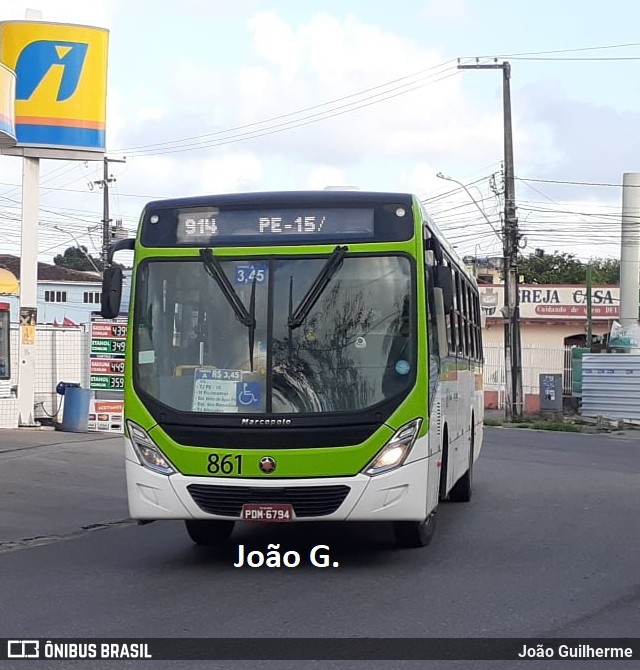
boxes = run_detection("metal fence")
[0,333,581,427]
[484,344,574,397]
[581,353,640,422]
[0,325,90,427]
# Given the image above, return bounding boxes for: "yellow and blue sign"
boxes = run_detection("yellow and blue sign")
[0,62,16,146]
[0,21,108,153]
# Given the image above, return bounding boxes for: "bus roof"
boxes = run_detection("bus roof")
[418,202,478,286]
[139,191,478,285]
[142,190,416,210]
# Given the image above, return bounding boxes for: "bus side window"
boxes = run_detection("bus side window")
[474,292,483,360]
[447,266,456,356]
[453,271,461,356]
[463,281,472,359]
[425,267,440,407]
[467,284,475,359]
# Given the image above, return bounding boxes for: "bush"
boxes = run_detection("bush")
[531,421,580,432]
[508,421,580,432]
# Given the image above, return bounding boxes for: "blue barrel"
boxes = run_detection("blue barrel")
[61,386,91,432]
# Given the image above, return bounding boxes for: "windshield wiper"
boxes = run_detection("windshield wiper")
[287,245,348,330]
[248,274,256,372]
[287,275,296,361]
[200,248,256,371]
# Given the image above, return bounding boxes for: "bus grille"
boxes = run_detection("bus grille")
[187,484,351,518]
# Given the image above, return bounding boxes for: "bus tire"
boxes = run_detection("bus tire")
[449,425,474,503]
[393,513,437,548]
[185,519,235,545]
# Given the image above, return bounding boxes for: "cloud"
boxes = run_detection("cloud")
[233,10,504,168]
[247,12,301,81]
[399,161,446,197]
[110,151,263,206]
[5,3,624,263]
[107,9,505,169]
[198,152,263,193]
[517,79,640,199]
[100,8,511,194]
[304,166,348,190]
[423,0,470,23]
[2,0,116,28]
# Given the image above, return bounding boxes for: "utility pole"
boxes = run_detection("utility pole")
[458,59,523,420]
[620,173,640,326]
[586,262,593,348]
[94,156,126,271]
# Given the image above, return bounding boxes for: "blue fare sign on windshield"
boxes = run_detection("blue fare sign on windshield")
[235,263,267,285]
[174,208,375,244]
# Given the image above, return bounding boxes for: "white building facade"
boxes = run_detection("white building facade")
[0,254,130,326]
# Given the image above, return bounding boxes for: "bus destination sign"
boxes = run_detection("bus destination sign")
[172,208,375,244]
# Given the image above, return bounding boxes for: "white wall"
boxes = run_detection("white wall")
[2,277,131,325]
[0,325,90,428]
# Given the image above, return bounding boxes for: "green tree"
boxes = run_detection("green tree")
[54,246,103,272]
[518,251,620,285]
[589,257,620,284]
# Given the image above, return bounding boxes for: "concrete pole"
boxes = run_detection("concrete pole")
[620,173,640,326]
[17,156,40,426]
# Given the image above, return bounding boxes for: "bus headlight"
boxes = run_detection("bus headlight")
[126,420,176,475]
[364,418,422,476]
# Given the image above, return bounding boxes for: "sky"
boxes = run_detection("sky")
[2,0,640,266]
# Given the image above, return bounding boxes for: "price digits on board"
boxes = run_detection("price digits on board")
[211,369,241,380]
[235,265,266,285]
[110,361,125,374]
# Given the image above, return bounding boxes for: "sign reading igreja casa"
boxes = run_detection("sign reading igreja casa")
[480,285,619,319]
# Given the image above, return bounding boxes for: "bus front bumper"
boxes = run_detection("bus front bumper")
[126,454,434,523]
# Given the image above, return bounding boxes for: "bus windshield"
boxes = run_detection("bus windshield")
[134,254,414,415]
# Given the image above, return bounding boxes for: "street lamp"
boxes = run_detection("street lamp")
[436,170,523,421]
[435,172,501,242]
[52,225,102,274]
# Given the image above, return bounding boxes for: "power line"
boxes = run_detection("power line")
[122,63,459,154]
[119,60,458,153]
[507,56,640,61]
[469,41,640,60]
[123,69,463,157]
[517,176,630,188]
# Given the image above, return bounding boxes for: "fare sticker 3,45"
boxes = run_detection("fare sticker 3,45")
[233,544,339,568]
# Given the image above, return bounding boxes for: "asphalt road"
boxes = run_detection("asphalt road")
[0,426,639,669]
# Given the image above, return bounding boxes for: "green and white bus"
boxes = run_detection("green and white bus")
[102,190,484,548]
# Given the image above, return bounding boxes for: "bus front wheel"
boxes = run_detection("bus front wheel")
[393,513,437,548]
[185,519,235,545]
[449,425,474,503]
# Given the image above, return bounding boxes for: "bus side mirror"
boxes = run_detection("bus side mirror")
[434,265,453,314]
[106,238,135,265]
[101,266,123,319]
[100,238,135,318]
